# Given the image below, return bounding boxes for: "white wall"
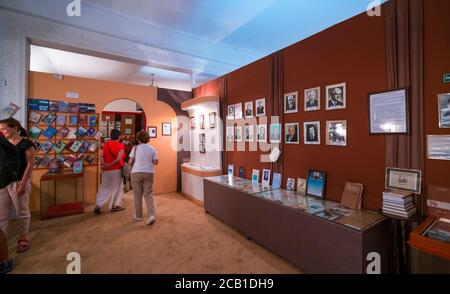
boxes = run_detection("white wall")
[103,99,142,113]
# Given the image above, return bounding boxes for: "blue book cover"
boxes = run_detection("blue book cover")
[75,126,88,137]
[228,164,234,176]
[56,114,66,126]
[39,141,54,153]
[58,101,69,112]
[38,99,49,111]
[272,173,282,189]
[69,115,78,126]
[42,126,58,139]
[41,113,56,124]
[49,101,59,112]
[89,115,97,127]
[78,141,91,153]
[28,99,39,110]
[86,127,97,137]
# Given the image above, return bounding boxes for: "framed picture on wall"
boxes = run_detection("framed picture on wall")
[257,124,267,142]
[199,114,205,130]
[190,116,196,129]
[304,121,320,145]
[235,103,243,119]
[148,126,157,138]
[284,91,298,114]
[306,170,326,199]
[244,101,253,118]
[245,125,254,142]
[227,105,235,120]
[368,88,409,134]
[326,120,347,146]
[285,123,299,144]
[427,135,450,161]
[255,98,266,117]
[162,122,171,136]
[305,87,321,111]
[438,93,450,128]
[235,126,243,142]
[269,124,282,143]
[326,83,346,110]
[209,112,216,129]
[226,126,234,142]
[385,167,422,194]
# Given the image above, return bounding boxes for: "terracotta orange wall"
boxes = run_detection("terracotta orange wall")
[28,72,178,208]
[424,0,450,193]
[194,11,388,210]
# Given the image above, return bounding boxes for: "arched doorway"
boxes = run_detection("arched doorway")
[102,98,146,158]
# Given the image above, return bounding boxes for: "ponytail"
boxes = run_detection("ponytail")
[0,117,28,138]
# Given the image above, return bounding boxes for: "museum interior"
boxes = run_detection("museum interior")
[0,0,449,275]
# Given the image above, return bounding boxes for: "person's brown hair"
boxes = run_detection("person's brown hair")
[135,129,150,144]
[0,117,28,138]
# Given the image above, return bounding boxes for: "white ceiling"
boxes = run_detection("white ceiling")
[2,0,386,90]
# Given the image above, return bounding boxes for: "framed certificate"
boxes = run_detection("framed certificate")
[368,88,409,134]
[385,167,422,194]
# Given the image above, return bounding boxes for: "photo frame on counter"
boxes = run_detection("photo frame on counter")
[148,126,157,138]
[306,170,326,199]
[385,167,422,194]
[162,122,171,136]
[368,87,409,134]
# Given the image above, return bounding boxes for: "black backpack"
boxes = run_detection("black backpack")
[0,137,20,189]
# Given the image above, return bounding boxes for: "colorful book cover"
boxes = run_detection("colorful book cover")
[73,160,83,174]
[68,115,78,126]
[2,103,20,118]
[58,101,69,112]
[88,141,98,152]
[41,113,56,125]
[32,140,41,151]
[252,169,260,183]
[64,141,74,151]
[78,114,88,125]
[40,155,53,167]
[78,141,90,153]
[69,140,83,152]
[94,130,103,140]
[38,99,49,111]
[86,153,97,164]
[28,99,39,110]
[79,104,88,113]
[86,127,97,137]
[29,126,42,139]
[42,126,58,139]
[75,126,88,137]
[77,153,87,161]
[64,154,78,167]
[34,156,42,168]
[49,101,59,112]
[56,114,66,126]
[28,111,42,124]
[87,104,96,113]
[52,141,66,153]
[272,173,282,189]
[228,164,234,176]
[57,126,70,138]
[40,141,54,153]
[89,115,97,127]
[67,127,77,139]
[68,103,80,113]
[239,167,245,178]
[56,154,66,163]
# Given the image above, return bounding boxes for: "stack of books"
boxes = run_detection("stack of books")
[382,190,416,218]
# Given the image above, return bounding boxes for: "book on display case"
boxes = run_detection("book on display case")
[27,98,99,171]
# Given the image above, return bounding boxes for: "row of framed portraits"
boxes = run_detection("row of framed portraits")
[227,82,347,120]
[190,112,217,130]
[226,120,347,146]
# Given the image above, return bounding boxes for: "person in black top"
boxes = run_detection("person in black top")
[0,118,36,253]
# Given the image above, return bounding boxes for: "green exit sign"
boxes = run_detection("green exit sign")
[444,73,450,83]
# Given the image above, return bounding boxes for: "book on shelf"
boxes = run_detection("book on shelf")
[87,104,96,113]
[86,127,97,137]
[68,115,78,126]
[69,103,79,113]
[2,103,20,118]
[56,154,66,163]
[93,130,103,140]
[39,141,54,153]
[49,101,59,112]
[29,126,42,139]
[58,101,69,112]
[251,169,259,183]
[78,141,91,153]
[64,154,78,167]
[57,127,70,138]
[85,153,97,164]
[69,141,83,152]
[29,111,42,124]
[73,160,83,174]
[42,126,58,139]
[341,182,364,210]
[88,141,98,152]
[67,127,77,139]
[382,189,416,218]
[38,100,49,111]
[52,141,66,153]
[79,114,88,125]
[28,99,39,111]
[40,155,53,167]
[79,104,88,113]
[272,173,282,189]
[34,156,42,168]
[56,114,66,126]
[89,115,97,127]
[32,141,41,151]
[77,153,87,161]
[75,126,88,137]
[41,113,56,125]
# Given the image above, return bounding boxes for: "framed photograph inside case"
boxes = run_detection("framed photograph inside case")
[385,167,422,194]
[306,170,326,199]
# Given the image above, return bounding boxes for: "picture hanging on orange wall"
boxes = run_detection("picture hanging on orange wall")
[305,87,321,112]
[284,91,298,114]
[148,126,157,138]
[326,83,346,110]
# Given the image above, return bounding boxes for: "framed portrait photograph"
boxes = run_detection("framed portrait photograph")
[199,144,206,154]
[326,83,346,110]
[297,178,306,195]
[285,123,299,144]
[368,87,409,134]
[305,87,321,112]
[244,125,254,142]
[244,101,253,118]
[386,167,422,194]
[262,169,271,185]
[148,126,157,138]
[199,114,205,130]
[255,98,266,117]
[162,122,171,136]
[286,178,296,191]
[227,105,235,120]
[438,93,450,128]
[427,135,450,161]
[190,116,196,129]
[304,121,320,145]
[284,91,298,114]
[326,120,347,146]
[256,124,267,142]
[269,123,282,143]
[235,126,243,142]
[306,170,326,199]
[226,126,234,142]
[199,133,206,154]
[209,112,216,129]
[234,103,243,119]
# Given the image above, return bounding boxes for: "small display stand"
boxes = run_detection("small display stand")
[40,170,85,220]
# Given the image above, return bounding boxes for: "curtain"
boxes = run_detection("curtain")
[270,51,284,173]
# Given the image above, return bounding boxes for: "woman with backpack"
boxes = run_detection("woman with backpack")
[0,118,36,253]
